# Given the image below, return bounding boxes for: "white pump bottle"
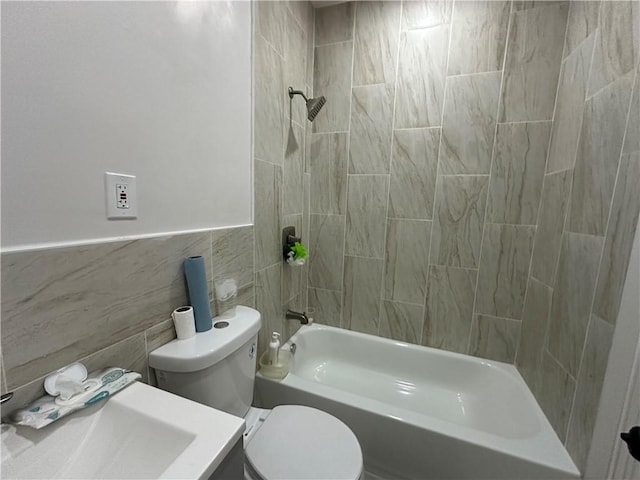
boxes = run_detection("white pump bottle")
[268,332,281,365]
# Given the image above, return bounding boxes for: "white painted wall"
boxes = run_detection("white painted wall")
[1,1,252,250]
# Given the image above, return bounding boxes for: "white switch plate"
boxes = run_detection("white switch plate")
[105,172,137,219]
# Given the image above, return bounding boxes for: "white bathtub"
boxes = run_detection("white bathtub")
[255,323,580,480]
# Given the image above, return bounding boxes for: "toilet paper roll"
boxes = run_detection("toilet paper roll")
[172,306,196,340]
[184,256,213,332]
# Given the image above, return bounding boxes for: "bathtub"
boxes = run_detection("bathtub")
[255,323,580,480]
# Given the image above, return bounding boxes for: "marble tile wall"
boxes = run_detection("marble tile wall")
[388,128,439,219]
[308,1,639,473]
[254,1,315,352]
[499,3,568,122]
[439,71,501,175]
[447,1,510,76]
[307,0,563,350]
[0,1,636,473]
[353,2,400,87]
[514,0,640,472]
[0,225,255,414]
[349,84,395,174]
[430,175,489,268]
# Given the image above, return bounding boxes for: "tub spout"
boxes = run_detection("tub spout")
[286,309,309,325]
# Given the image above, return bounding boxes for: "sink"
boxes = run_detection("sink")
[1,382,244,479]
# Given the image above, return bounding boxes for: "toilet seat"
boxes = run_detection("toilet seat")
[245,405,363,480]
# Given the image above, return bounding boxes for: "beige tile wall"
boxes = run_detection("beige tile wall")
[3,2,635,475]
[3,0,316,416]
[0,226,255,415]
[253,1,315,356]
[520,1,639,470]
[305,0,639,473]
[308,0,553,357]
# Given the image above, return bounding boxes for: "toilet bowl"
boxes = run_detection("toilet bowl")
[149,306,363,480]
[243,405,362,480]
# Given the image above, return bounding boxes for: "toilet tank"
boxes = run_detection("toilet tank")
[149,306,261,417]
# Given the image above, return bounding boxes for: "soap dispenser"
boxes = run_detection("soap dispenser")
[268,332,281,365]
[259,331,291,380]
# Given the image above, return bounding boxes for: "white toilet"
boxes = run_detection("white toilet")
[149,306,363,480]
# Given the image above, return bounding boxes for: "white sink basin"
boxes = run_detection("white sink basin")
[1,382,244,479]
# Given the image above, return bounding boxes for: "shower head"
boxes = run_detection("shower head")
[288,86,326,122]
[306,96,326,122]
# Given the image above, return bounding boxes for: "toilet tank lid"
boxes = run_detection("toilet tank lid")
[148,306,261,373]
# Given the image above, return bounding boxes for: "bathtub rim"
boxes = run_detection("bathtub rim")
[263,322,580,478]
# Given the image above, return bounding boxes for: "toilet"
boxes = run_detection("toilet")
[149,306,363,480]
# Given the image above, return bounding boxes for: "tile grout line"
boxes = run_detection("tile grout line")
[438,173,490,177]
[347,173,393,177]
[560,5,603,442]
[558,0,571,61]
[339,2,357,331]
[259,30,284,62]
[546,166,574,177]
[428,263,478,272]
[309,212,347,218]
[481,222,535,228]
[475,313,523,324]
[561,230,606,240]
[209,231,215,312]
[315,39,354,49]
[466,0,513,358]
[421,0,456,346]
[378,0,406,340]
[275,98,284,318]
[565,60,640,446]
[393,126,442,132]
[585,73,626,103]
[542,186,575,433]
[285,2,308,35]
[379,298,427,309]
[255,156,284,169]
[143,322,151,383]
[303,5,316,315]
[311,130,350,135]
[560,14,597,67]
[351,82,388,88]
[546,345,578,384]
[385,217,433,223]
[563,26,599,177]
[498,119,553,126]
[446,69,505,80]
[250,1,256,243]
[1,361,7,395]
[561,6,617,441]
[515,0,571,369]
[343,253,384,261]
[308,285,343,295]
[530,272,554,291]
[584,1,621,105]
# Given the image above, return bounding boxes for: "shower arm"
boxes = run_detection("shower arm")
[288,87,309,102]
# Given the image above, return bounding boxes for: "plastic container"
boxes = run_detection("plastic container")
[259,349,291,381]
[214,277,238,319]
